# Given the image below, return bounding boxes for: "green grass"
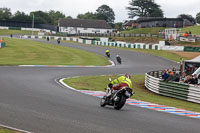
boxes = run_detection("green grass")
[177,41,200,46]
[0,29,38,35]
[124,48,188,61]
[120,25,200,35]
[180,25,200,35]
[0,38,110,66]
[63,39,189,62]
[120,27,165,35]
[63,75,200,112]
[0,128,18,133]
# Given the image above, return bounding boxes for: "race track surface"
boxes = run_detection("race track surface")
[0,39,199,133]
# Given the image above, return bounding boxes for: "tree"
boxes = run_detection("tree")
[11,11,32,22]
[178,14,196,24]
[48,10,65,25]
[30,11,51,24]
[77,12,97,20]
[0,8,12,20]
[96,5,115,24]
[126,0,164,18]
[196,12,200,24]
[114,22,123,31]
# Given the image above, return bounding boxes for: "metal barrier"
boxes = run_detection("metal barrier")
[145,71,200,104]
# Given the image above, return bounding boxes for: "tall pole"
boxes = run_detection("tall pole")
[32,14,34,35]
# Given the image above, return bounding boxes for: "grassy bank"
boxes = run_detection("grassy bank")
[0,29,38,35]
[120,27,165,35]
[0,38,110,66]
[180,25,200,35]
[63,75,200,112]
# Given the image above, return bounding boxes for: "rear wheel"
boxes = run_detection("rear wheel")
[100,96,107,107]
[114,95,126,110]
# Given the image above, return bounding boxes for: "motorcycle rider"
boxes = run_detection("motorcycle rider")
[105,49,110,57]
[106,74,132,97]
[116,55,121,64]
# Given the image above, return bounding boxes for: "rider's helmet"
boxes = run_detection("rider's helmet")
[125,73,131,79]
[116,55,119,57]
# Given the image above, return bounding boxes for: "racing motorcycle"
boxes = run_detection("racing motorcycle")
[105,52,110,58]
[100,78,134,110]
[116,56,121,64]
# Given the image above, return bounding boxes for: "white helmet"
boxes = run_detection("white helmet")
[116,55,119,57]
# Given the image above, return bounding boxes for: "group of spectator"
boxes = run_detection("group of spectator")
[182,31,192,37]
[161,67,200,86]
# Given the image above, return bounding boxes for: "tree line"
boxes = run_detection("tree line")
[0,0,200,28]
[0,4,115,26]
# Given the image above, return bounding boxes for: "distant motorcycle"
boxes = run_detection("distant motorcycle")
[100,78,134,110]
[116,55,121,64]
[105,52,110,58]
[57,38,61,44]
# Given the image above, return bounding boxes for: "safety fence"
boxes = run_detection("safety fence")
[145,71,200,104]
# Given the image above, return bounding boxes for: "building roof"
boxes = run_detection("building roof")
[136,17,183,23]
[123,20,137,26]
[58,18,112,29]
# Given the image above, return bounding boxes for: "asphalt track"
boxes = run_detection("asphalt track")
[0,39,199,133]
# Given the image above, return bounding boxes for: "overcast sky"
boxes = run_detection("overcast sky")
[1,0,200,22]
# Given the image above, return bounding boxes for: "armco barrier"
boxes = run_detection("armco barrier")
[145,72,200,104]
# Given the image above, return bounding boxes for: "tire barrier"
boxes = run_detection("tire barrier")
[145,71,200,104]
[22,35,161,50]
[22,35,200,52]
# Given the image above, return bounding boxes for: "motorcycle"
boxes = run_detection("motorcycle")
[57,38,61,44]
[116,56,121,64]
[100,78,134,110]
[105,52,110,58]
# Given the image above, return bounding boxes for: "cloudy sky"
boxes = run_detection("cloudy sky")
[1,0,200,22]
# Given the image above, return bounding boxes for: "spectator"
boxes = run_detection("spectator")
[180,72,187,82]
[189,31,192,36]
[10,34,13,38]
[165,69,174,82]
[172,66,176,72]
[190,74,198,85]
[184,75,192,84]
[0,38,5,43]
[173,71,180,82]
[162,69,168,81]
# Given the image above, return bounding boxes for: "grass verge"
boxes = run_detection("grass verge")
[120,27,165,35]
[0,29,38,35]
[62,40,191,62]
[0,38,110,66]
[0,127,18,133]
[63,75,200,112]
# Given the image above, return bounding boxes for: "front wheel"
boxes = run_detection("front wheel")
[114,95,126,110]
[100,96,107,107]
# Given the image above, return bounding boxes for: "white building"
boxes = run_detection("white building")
[58,18,113,34]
